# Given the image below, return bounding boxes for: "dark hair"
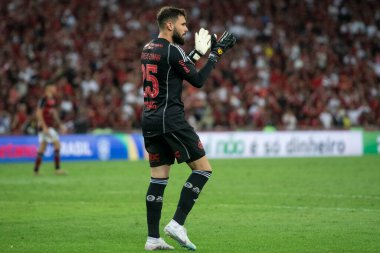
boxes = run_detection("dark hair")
[157,6,187,30]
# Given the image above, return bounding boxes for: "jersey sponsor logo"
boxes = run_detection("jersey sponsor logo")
[178,60,190,73]
[144,101,157,109]
[146,195,155,202]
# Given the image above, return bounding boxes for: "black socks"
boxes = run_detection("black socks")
[173,170,212,225]
[146,177,168,238]
[54,149,60,170]
[146,170,212,238]
[34,152,43,172]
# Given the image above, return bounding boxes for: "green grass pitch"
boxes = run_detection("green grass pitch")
[1,157,380,253]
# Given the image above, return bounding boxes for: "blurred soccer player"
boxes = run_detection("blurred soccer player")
[141,6,236,250]
[33,82,66,176]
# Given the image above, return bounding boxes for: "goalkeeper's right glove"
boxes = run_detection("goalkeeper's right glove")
[208,31,236,63]
[188,28,211,63]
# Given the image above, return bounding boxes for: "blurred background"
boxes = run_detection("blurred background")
[1,3,379,251]
[1,0,379,136]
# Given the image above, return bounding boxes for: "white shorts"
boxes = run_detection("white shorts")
[38,127,60,144]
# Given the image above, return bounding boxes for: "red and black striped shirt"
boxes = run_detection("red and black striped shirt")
[38,96,57,129]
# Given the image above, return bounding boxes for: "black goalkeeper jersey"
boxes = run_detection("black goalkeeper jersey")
[141,38,215,137]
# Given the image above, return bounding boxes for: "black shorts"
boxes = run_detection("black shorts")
[144,128,206,167]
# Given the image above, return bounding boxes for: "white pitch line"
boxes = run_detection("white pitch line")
[253,204,380,213]
[215,203,380,213]
[236,192,380,200]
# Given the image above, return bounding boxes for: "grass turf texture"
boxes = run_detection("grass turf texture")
[0,157,380,253]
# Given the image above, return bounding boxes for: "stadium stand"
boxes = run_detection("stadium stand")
[0,0,379,134]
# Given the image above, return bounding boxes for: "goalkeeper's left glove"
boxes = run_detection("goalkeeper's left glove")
[208,31,236,63]
[188,28,211,63]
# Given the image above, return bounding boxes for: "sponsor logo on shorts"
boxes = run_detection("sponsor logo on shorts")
[149,153,160,162]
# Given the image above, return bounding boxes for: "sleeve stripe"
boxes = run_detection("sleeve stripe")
[171,44,187,61]
[219,31,228,42]
[167,44,171,65]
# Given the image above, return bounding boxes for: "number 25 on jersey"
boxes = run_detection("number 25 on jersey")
[142,64,159,98]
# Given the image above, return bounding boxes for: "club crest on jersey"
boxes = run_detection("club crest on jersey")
[217,48,223,55]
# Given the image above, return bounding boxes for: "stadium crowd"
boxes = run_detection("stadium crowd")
[0,0,379,135]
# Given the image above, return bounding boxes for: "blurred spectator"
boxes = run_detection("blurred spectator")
[282,108,297,130]
[319,109,333,129]
[11,103,28,134]
[0,0,380,135]
[0,103,11,134]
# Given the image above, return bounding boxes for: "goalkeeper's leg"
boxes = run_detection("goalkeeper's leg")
[146,165,171,239]
[173,156,212,225]
[145,167,175,251]
[165,156,212,250]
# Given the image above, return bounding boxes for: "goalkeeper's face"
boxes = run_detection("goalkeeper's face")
[173,28,185,45]
[172,15,188,45]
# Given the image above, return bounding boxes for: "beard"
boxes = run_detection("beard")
[172,28,185,45]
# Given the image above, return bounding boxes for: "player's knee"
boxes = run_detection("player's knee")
[189,165,212,172]
[150,165,170,178]
[53,141,60,150]
[188,157,212,171]
[39,144,47,153]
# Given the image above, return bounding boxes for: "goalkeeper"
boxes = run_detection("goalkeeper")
[141,6,236,251]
